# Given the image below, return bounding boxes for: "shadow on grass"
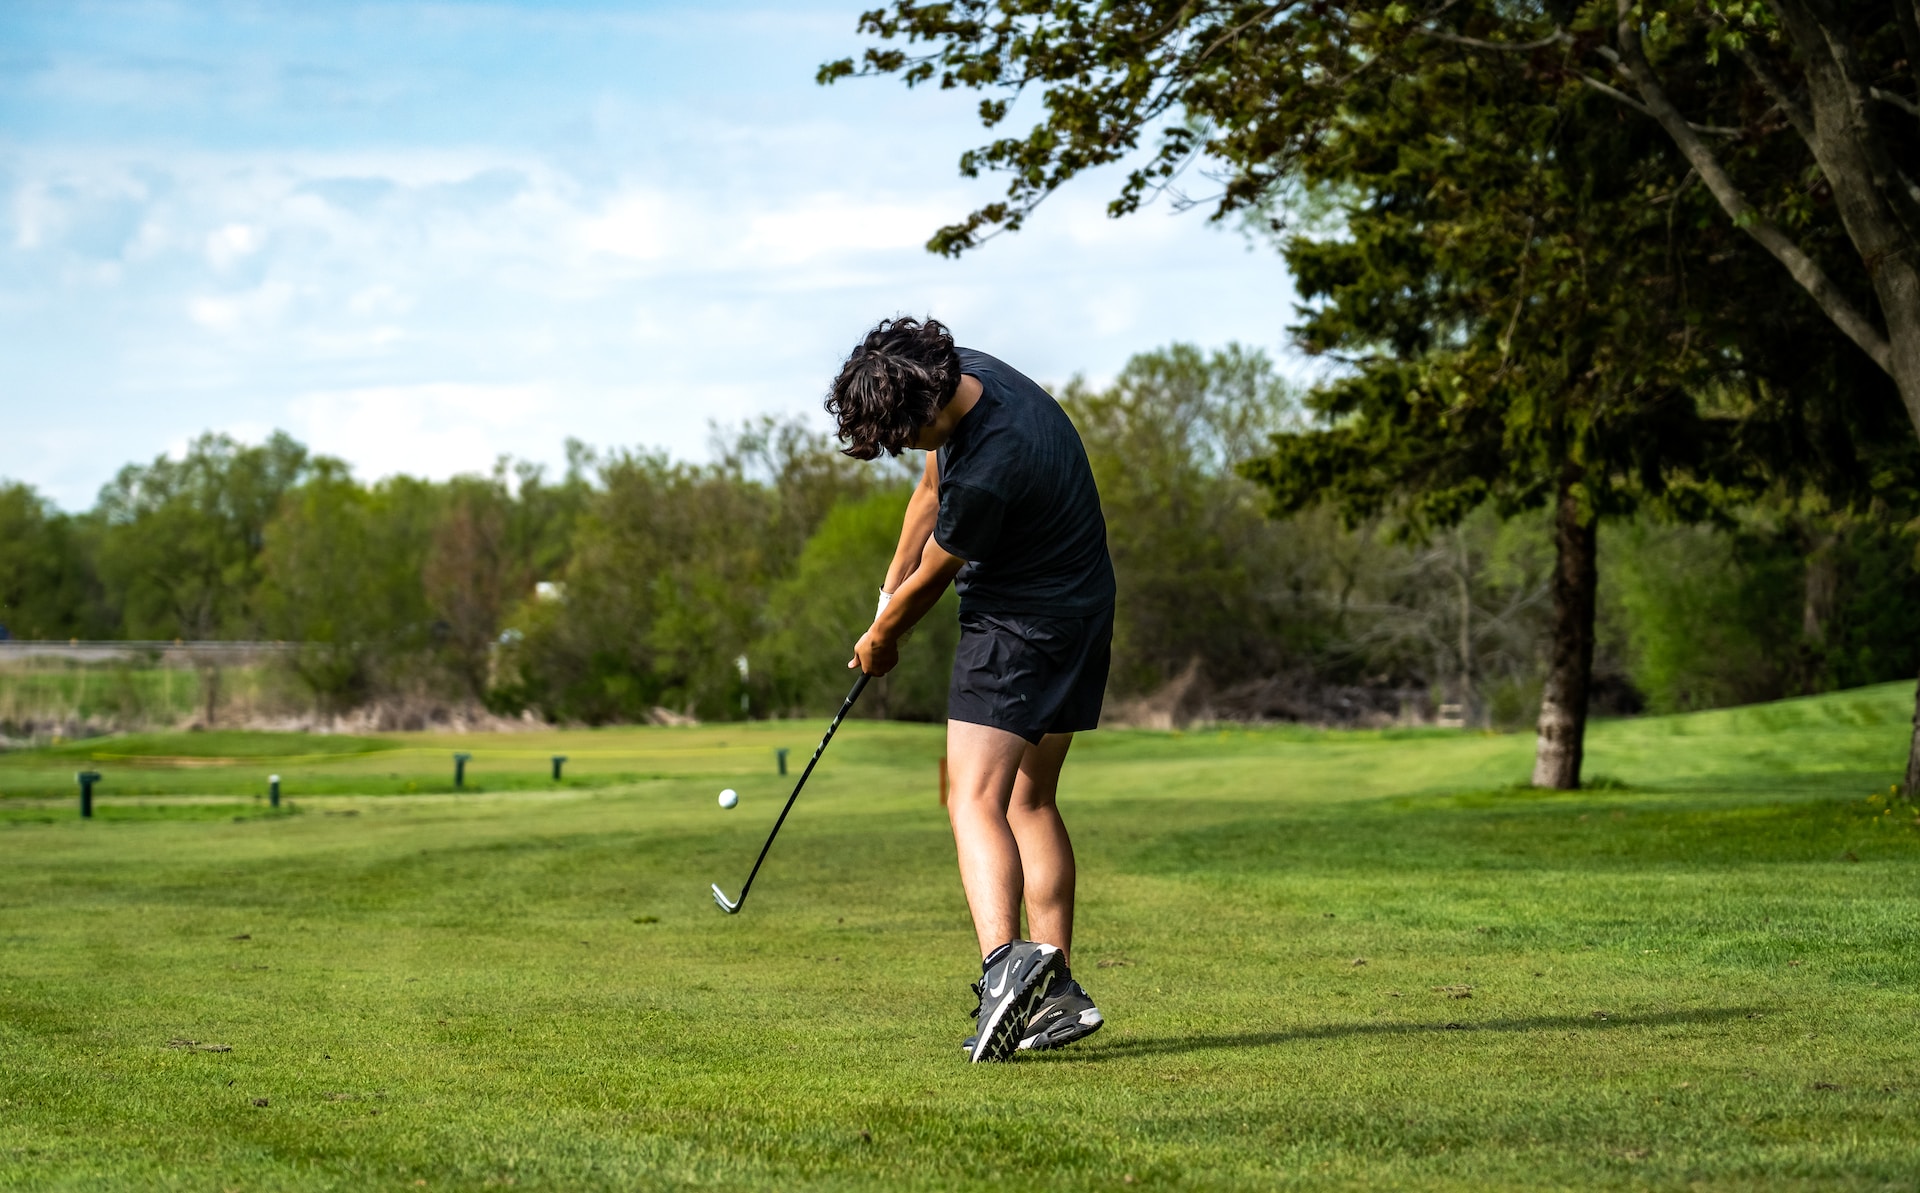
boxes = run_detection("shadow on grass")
[1046,1005,1764,1063]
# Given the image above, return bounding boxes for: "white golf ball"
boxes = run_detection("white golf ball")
[718,788,738,809]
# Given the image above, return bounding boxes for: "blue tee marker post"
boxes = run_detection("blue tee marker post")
[551,755,567,781]
[776,748,789,776]
[77,771,100,818]
[453,753,472,790]
[269,774,281,809]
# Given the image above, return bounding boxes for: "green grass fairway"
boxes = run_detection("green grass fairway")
[3,685,1918,1190]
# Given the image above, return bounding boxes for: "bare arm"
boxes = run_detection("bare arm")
[853,529,966,677]
[883,452,941,593]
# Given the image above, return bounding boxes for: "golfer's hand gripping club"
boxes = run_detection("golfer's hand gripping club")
[710,671,870,915]
[853,536,966,679]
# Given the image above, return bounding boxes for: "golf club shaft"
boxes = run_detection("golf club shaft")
[725,671,869,911]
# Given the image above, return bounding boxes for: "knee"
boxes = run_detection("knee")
[945,779,1007,817]
[1007,789,1059,819]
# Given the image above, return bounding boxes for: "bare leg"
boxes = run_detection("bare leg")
[944,722,1080,962]
[944,720,1035,958]
[1008,733,1076,964]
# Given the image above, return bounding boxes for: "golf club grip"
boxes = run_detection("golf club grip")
[729,671,870,909]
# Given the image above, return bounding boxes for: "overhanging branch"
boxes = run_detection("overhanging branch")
[1420,27,1571,52]
[1611,0,1894,374]
[1576,72,1740,135]
[1872,86,1920,120]
[1577,72,1651,114]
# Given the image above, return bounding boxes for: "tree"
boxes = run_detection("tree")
[504,448,595,592]
[754,488,959,721]
[1059,343,1304,696]
[1594,3,1920,436]
[420,456,590,706]
[828,1,1721,784]
[1591,4,1920,791]
[823,0,1920,786]
[1608,509,1920,713]
[713,416,910,555]
[423,478,514,702]
[257,467,442,711]
[825,3,1918,425]
[498,420,884,724]
[95,432,313,639]
[1253,50,1771,784]
[0,483,108,640]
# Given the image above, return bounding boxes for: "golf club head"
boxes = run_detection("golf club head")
[710,883,741,914]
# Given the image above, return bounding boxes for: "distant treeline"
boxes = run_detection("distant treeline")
[3,344,1917,727]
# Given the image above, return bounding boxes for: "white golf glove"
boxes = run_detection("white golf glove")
[875,588,894,620]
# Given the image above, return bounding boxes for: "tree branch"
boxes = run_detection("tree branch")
[1894,0,1920,120]
[1871,86,1920,120]
[1807,10,1920,245]
[1901,168,1920,215]
[1576,71,1741,136]
[1610,0,1893,372]
[1728,41,1817,143]
[1193,5,1283,67]
[1420,27,1571,52]
[1577,71,1652,114]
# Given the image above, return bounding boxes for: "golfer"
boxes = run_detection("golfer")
[829,317,1115,1063]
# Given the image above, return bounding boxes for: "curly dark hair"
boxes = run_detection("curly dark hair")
[825,317,962,459]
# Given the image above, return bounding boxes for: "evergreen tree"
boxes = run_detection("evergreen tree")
[1240,44,1762,786]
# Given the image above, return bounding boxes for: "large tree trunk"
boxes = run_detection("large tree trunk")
[1532,473,1598,790]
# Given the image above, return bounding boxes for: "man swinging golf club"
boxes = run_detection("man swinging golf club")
[829,317,1115,1063]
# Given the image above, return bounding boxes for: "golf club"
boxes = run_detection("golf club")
[711,671,870,914]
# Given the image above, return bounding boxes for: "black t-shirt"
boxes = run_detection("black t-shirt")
[934,348,1116,616]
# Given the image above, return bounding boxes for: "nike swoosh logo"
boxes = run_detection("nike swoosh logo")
[988,961,1016,998]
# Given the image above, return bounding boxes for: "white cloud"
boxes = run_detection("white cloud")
[573,186,961,274]
[204,222,262,270]
[577,191,675,261]
[13,182,55,250]
[10,169,153,258]
[737,196,953,265]
[287,382,558,480]
[6,137,1297,507]
[0,13,1303,510]
[346,283,413,317]
[187,280,294,332]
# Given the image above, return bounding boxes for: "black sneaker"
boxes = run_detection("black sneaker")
[963,977,1102,1054]
[968,940,1063,1063]
[1020,978,1103,1050]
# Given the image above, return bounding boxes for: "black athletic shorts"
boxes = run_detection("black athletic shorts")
[948,606,1114,743]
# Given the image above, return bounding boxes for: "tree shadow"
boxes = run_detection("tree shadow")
[1033,1005,1765,1063]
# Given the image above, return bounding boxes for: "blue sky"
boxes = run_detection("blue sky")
[2,0,1299,509]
